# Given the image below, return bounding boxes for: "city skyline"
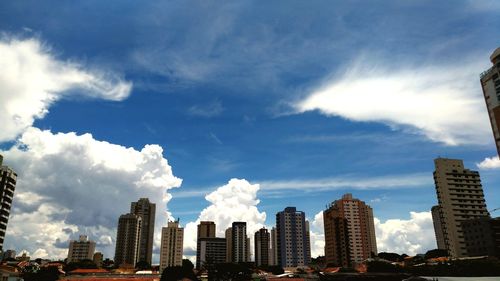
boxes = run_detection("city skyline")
[0,0,500,265]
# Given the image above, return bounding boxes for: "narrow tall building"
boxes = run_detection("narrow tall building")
[114,213,142,267]
[159,220,184,271]
[67,235,96,263]
[254,228,270,266]
[0,155,16,251]
[196,221,216,269]
[431,158,490,257]
[276,207,311,267]
[130,198,156,265]
[231,222,248,263]
[480,47,500,157]
[225,227,232,263]
[323,194,377,266]
[269,227,278,266]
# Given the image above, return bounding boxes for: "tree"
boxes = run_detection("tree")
[424,249,448,259]
[160,261,198,281]
[212,263,252,281]
[136,260,152,270]
[23,266,61,281]
[377,252,403,262]
[64,259,98,272]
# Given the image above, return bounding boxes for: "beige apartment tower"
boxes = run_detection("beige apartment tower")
[130,198,155,265]
[431,158,490,257]
[67,235,96,263]
[323,194,377,266]
[480,47,500,157]
[160,220,184,271]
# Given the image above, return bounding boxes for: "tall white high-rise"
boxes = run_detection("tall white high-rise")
[480,47,500,157]
[159,220,184,271]
[431,158,490,257]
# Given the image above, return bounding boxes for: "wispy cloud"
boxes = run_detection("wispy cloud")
[295,59,491,146]
[187,100,224,118]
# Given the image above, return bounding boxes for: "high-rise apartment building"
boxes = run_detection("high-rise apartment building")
[323,204,351,267]
[0,155,16,251]
[323,194,377,266]
[431,158,490,257]
[461,217,500,257]
[480,47,500,157]
[198,238,227,269]
[114,213,142,267]
[269,227,278,266]
[225,227,232,263]
[67,235,96,263]
[130,198,155,265]
[276,207,311,267]
[196,221,216,269]
[254,228,270,266]
[231,222,248,263]
[159,220,184,271]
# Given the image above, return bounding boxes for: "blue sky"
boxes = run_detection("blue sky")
[1,0,499,261]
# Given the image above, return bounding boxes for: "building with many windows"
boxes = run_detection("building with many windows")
[323,194,377,266]
[114,213,142,267]
[254,228,270,266]
[196,221,217,269]
[0,155,16,251]
[431,158,490,257]
[130,198,155,265]
[67,235,96,263]
[231,222,248,263]
[198,238,227,269]
[159,220,184,271]
[480,47,500,157]
[276,207,311,267]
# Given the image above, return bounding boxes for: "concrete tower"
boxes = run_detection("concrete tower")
[0,155,16,251]
[480,47,500,157]
[130,198,156,265]
[159,220,184,271]
[276,207,311,267]
[114,213,142,267]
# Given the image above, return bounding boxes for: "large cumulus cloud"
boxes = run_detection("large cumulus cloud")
[2,127,182,259]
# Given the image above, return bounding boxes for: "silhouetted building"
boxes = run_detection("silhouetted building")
[67,235,96,263]
[255,228,270,266]
[196,221,216,269]
[160,220,184,271]
[431,158,490,257]
[276,207,311,267]
[269,227,278,266]
[461,217,500,257]
[480,47,500,157]
[130,198,155,265]
[231,222,248,263]
[0,155,16,251]
[225,227,232,263]
[114,213,142,267]
[198,238,226,269]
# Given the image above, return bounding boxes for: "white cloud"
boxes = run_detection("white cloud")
[0,36,132,142]
[375,211,436,255]
[2,127,182,260]
[182,179,266,261]
[296,61,491,146]
[309,211,325,258]
[259,173,431,192]
[477,156,500,169]
[187,100,224,118]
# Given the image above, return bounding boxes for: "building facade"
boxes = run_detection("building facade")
[461,217,500,257]
[431,158,490,257]
[323,203,351,267]
[130,198,156,265]
[67,235,96,263]
[93,252,103,267]
[276,207,311,267]
[431,206,446,250]
[198,238,227,269]
[324,194,376,266]
[480,47,500,157]
[0,155,16,251]
[254,228,270,266]
[159,220,184,271]
[231,222,248,263]
[225,227,232,263]
[114,213,142,267]
[196,221,217,269]
[269,227,278,266]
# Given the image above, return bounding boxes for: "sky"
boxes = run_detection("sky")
[0,0,500,263]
